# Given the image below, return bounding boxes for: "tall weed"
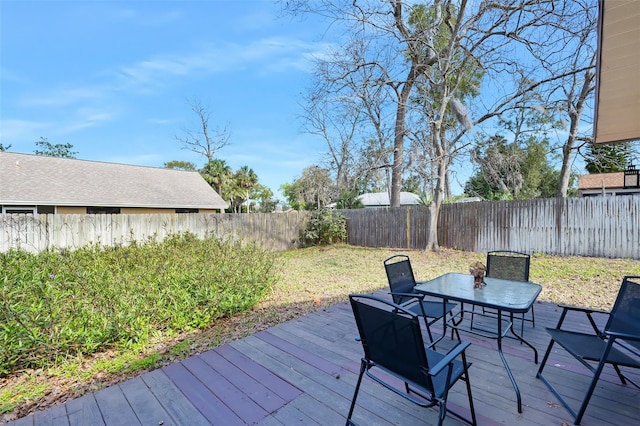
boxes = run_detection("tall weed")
[0,233,277,375]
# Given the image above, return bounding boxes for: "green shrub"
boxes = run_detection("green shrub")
[0,233,277,376]
[300,209,347,247]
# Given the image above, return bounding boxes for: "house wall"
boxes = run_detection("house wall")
[54,207,220,214]
[57,206,86,214]
[119,207,219,214]
[579,189,640,197]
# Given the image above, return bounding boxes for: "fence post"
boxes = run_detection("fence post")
[406,207,411,249]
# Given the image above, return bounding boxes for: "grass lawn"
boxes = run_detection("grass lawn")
[2,244,639,422]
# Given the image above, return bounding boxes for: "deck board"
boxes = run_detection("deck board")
[162,362,244,426]
[198,349,288,412]
[140,370,209,426]
[92,384,139,425]
[212,345,302,402]
[65,393,105,426]
[118,377,173,426]
[6,298,639,426]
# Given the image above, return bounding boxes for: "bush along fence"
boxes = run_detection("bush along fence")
[1,196,639,259]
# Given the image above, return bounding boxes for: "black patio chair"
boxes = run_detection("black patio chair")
[536,275,640,425]
[347,294,476,426]
[472,250,533,336]
[384,254,457,344]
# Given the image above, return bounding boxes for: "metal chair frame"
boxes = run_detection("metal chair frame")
[536,276,640,425]
[347,294,476,426]
[383,254,458,345]
[472,250,533,336]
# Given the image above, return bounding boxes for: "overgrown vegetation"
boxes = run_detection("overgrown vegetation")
[2,243,640,421]
[300,209,347,246]
[0,233,277,376]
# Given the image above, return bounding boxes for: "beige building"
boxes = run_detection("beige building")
[577,166,640,197]
[0,152,227,214]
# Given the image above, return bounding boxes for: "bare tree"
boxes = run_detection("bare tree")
[176,98,230,162]
[283,1,443,209]
[284,1,586,250]
[301,44,395,195]
[532,0,598,197]
[302,80,364,193]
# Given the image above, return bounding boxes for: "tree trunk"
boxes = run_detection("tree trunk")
[425,129,447,251]
[556,131,575,198]
[390,65,418,208]
[557,57,595,197]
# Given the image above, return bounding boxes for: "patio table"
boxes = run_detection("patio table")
[414,272,542,413]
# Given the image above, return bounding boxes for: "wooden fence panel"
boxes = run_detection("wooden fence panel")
[1,197,638,259]
[437,197,640,259]
[0,212,309,253]
[342,206,432,249]
[344,197,639,259]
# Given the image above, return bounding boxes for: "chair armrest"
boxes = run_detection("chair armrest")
[605,330,640,342]
[428,341,471,376]
[608,335,640,358]
[388,291,424,300]
[553,304,609,336]
[557,304,609,315]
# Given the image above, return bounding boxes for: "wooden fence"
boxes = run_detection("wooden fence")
[341,196,640,259]
[1,196,639,259]
[0,212,309,253]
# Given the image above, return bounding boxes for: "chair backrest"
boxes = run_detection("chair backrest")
[606,276,640,352]
[383,255,417,305]
[349,294,433,391]
[486,250,530,282]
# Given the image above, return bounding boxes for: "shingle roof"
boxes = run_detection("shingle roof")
[577,172,624,190]
[0,152,228,209]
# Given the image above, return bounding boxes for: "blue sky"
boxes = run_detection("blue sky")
[1,0,333,200]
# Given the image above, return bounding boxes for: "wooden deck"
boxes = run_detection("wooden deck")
[6,295,639,426]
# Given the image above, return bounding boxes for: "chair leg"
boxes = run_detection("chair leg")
[536,338,555,378]
[437,400,447,426]
[346,359,367,425]
[531,304,535,327]
[422,317,435,344]
[575,358,609,425]
[462,354,477,426]
[612,364,628,385]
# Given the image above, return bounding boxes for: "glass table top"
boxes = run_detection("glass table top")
[414,272,542,313]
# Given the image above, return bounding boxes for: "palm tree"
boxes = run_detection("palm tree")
[200,159,232,200]
[234,166,258,213]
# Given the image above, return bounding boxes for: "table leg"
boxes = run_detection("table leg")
[497,310,523,413]
[508,312,538,363]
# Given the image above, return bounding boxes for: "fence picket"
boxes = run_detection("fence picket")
[1,197,639,259]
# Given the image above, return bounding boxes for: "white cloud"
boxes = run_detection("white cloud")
[111,7,182,27]
[58,110,116,134]
[0,119,50,142]
[0,67,28,84]
[0,108,116,144]
[148,118,173,125]
[18,87,105,108]
[112,36,326,92]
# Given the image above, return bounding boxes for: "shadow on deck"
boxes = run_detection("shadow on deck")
[6,295,639,425]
